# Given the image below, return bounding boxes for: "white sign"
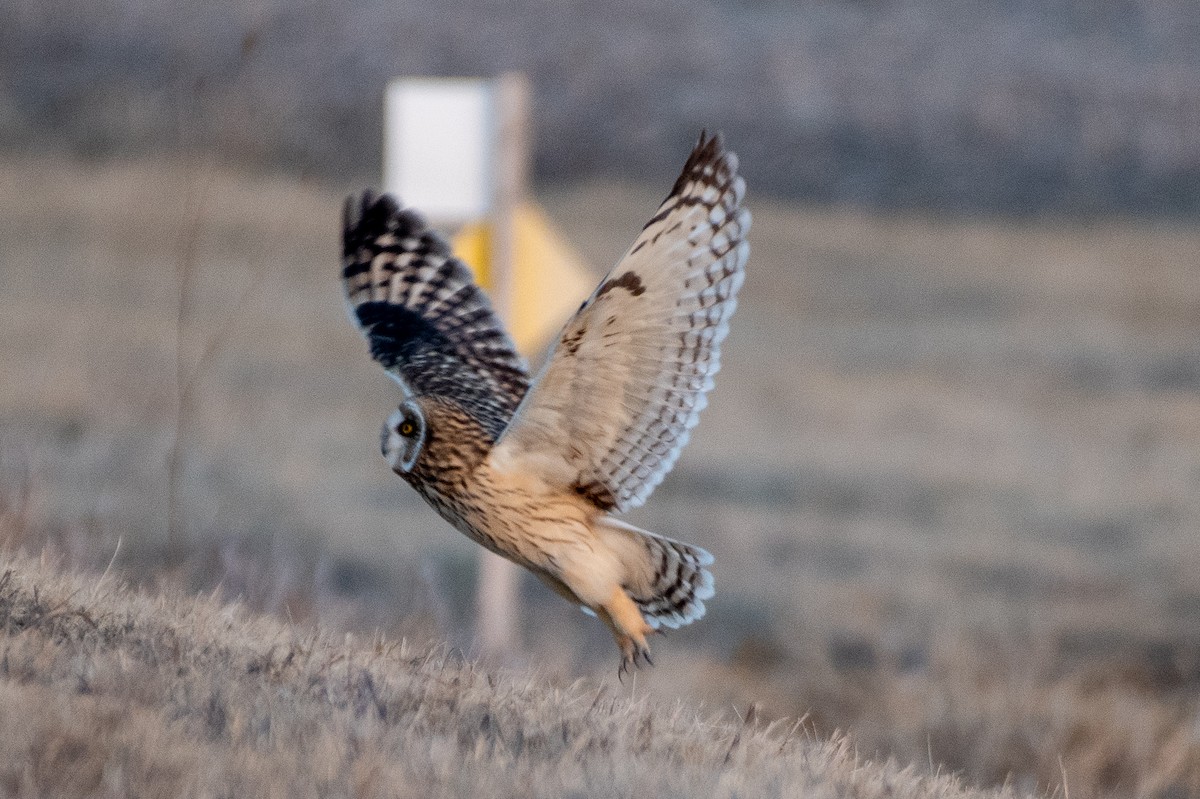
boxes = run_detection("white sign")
[384,78,494,226]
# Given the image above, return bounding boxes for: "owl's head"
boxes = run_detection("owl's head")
[381,399,427,474]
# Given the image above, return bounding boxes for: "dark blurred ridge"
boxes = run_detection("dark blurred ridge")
[2,0,1198,214]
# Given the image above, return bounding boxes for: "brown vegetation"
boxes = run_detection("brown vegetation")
[0,548,1017,798]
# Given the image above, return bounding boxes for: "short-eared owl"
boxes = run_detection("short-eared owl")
[342,132,750,669]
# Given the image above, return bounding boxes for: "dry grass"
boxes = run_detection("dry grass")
[0,547,1019,799]
[5,154,1200,796]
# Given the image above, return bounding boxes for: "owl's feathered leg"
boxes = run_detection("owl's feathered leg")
[597,587,654,675]
[531,568,652,673]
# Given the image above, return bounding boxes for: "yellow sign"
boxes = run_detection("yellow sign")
[452,202,596,355]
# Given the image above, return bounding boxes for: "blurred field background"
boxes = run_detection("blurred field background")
[3,1,1200,796]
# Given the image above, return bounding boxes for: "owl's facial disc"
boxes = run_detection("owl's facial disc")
[381,400,426,473]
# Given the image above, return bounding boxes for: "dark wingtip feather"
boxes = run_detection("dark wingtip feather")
[663,130,733,204]
[343,189,384,257]
[342,190,430,260]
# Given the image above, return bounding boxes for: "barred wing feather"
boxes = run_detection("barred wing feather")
[341,192,530,441]
[494,133,750,511]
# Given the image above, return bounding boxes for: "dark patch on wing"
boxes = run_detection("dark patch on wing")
[573,479,618,511]
[355,302,450,371]
[561,325,588,356]
[596,271,646,299]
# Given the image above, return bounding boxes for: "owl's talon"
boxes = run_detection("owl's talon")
[615,634,653,677]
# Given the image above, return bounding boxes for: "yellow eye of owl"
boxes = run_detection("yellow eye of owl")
[399,421,415,436]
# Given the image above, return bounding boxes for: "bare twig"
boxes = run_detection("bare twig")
[165,156,215,565]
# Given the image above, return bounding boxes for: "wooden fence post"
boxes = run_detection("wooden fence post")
[474,71,530,661]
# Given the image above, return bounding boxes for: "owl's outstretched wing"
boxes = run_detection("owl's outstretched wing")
[492,132,750,511]
[342,192,530,440]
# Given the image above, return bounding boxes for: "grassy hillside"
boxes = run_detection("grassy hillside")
[0,548,1015,798]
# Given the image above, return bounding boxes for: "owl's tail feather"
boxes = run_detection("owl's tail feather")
[596,517,714,631]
